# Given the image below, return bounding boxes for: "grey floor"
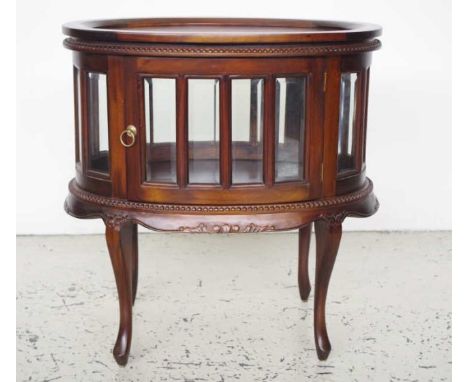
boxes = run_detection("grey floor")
[17,232,451,382]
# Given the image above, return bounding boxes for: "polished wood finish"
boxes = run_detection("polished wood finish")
[63,18,382,44]
[105,221,136,365]
[298,224,312,301]
[63,18,381,365]
[314,217,343,360]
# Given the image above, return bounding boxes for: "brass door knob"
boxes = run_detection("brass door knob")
[120,125,137,147]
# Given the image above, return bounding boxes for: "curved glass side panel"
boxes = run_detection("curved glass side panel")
[337,72,358,173]
[87,72,109,174]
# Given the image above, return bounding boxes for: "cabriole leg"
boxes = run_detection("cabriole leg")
[105,217,137,366]
[313,217,342,361]
[298,224,312,301]
[132,225,138,305]
[120,223,138,305]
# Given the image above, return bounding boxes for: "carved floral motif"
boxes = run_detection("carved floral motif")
[178,223,275,233]
[104,213,129,228]
[318,211,348,224]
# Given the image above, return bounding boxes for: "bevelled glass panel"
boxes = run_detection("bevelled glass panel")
[337,72,358,172]
[144,78,177,183]
[231,79,264,184]
[74,68,82,164]
[188,79,220,184]
[87,72,109,174]
[275,77,306,182]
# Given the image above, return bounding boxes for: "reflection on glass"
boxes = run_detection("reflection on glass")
[74,68,82,164]
[231,79,264,184]
[275,77,306,182]
[337,72,358,172]
[87,72,109,174]
[188,79,220,184]
[144,78,177,183]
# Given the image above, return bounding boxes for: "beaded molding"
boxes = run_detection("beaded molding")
[63,38,381,58]
[69,178,374,214]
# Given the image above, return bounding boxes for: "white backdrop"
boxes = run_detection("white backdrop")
[16,0,451,234]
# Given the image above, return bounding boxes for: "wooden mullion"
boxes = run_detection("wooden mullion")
[88,72,100,159]
[322,57,341,197]
[311,59,326,198]
[176,76,188,187]
[148,79,154,144]
[136,75,146,184]
[123,59,141,199]
[263,76,275,187]
[107,56,127,197]
[220,76,232,188]
[300,77,308,182]
[249,79,259,144]
[307,60,325,199]
[80,69,89,175]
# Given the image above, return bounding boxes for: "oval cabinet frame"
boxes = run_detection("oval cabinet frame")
[63,18,382,366]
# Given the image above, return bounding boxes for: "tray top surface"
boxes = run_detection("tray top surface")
[62,18,382,44]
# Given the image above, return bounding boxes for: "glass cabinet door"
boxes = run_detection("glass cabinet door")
[127,57,321,204]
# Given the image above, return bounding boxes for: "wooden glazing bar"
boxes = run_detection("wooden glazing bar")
[88,72,101,159]
[148,79,154,144]
[308,60,325,199]
[107,56,127,197]
[176,77,188,187]
[80,68,89,175]
[220,77,232,188]
[322,57,341,197]
[123,59,141,192]
[263,76,275,186]
[249,79,259,144]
